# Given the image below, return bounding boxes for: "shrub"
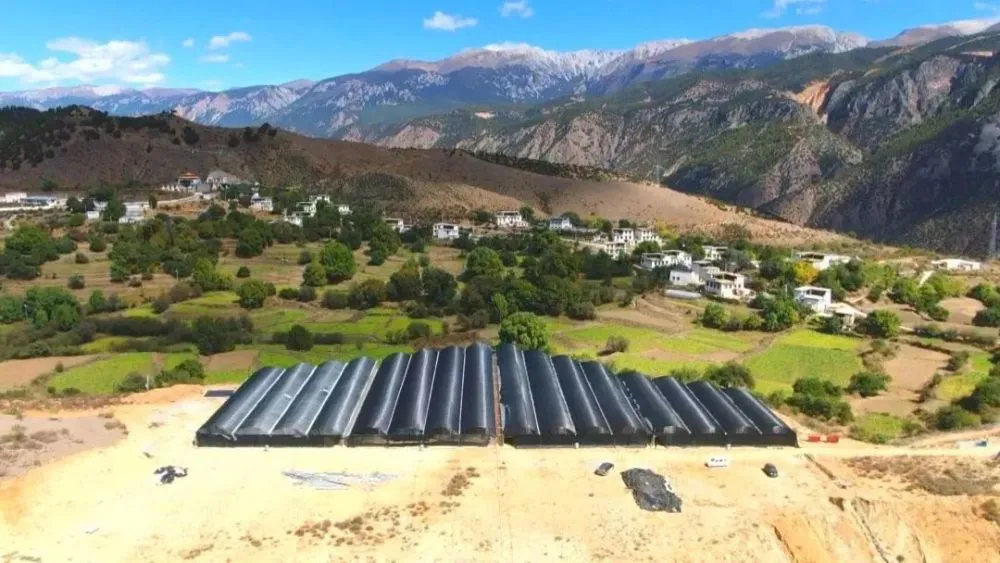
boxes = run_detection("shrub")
[406,321,432,341]
[858,310,901,338]
[499,312,549,351]
[347,279,387,310]
[237,280,269,310]
[820,315,843,335]
[458,310,490,331]
[286,325,314,351]
[705,362,755,389]
[88,236,107,252]
[302,262,327,287]
[74,252,89,265]
[946,350,970,372]
[151,294,171,314]
[67,275,85,290]
[115,373,148,394]
[973,306,1000,328]
[700,303,728,329]
[934,405,980,430]
[154,359,205,387]
[297,250,314,265]
[278,287,299,300]
[322,290,349,310]
[298,285,317,302]
[236,266,251,278]
[666,367,701,382]
[846,371,891,398]
[566,300,596,320]
[605,336,629,354]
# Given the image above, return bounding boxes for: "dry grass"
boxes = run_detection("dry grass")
[846,456,1000,496]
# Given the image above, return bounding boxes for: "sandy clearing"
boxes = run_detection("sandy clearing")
[940,297,985,326]
[852,345,949,417]
[0,413,125,480]
[203,350,258,373]
[0,355,101,390]
[0,393,998,562]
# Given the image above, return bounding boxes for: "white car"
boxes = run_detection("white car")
[705,456,730,468]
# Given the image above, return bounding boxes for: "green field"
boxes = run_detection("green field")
[168,291,241,316]
[850,412,912,444]
[49,353,156,393]
[938,352,992,401]
[744,329,863,394]
[251,343,413,369]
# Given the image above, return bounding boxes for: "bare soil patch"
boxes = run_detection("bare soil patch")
[203,351,258,373]
[853,345,950,417]
[844,456,1000,496]
[940,297,985,326]
[0,413,126,480]
[0,355,100,391]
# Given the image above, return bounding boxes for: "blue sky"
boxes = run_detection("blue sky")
[0,0,995,92]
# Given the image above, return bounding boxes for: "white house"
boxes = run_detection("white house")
[612,228,635,246]
[604,241,629,260]
[635,227,662,246]
[794,286,833,314]
[23,196,65,210]
[795,251,852,271]
[704,273,752,301]
[118,202,148,225]
[641,253,669,270]
[827,303,867,330]
[669,268,703,287]
[384,217,408,233]
[640,250,692,270]
[85,210,101,221]
[285,215,304,227]
[0,192,27,205]
[335,204,351,216]
[664,250,693,268]
[205,170,242,189]
[433,222,461,240]
[494,211,528,229]
[547,216,573,231]
[249,194,274,213]
[931,258,982,272]
[692,260,722,282]
[703,246,728,261]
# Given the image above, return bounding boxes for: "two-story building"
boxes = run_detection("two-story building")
[640,250,692,271]
[795,251,852,271]
[494,211,528,229]
[433,222,461,240]
[635,227,662,246]
[611,228,635,246]
[547,216,573,231]
[249,194,274,213]
[603,241,630,260]
[794,286,833,314]
[703,246,728,261]
[384,217,409,233]
[704,273,753,301]
[931,258,982,272]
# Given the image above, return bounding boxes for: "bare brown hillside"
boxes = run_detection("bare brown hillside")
[0,107,847,245]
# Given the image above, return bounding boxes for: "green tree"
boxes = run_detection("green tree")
[348,279,387,310]
[961,377,1000,413]
[0,295,24,323]
[701,303,728,329]
[24,287,80,330]
[846,371,891,398]
[973,306,1000,328]
[101,198,126,222]
[319,241,356,283]
[286,325,314,351]
[705,362,755,389]
[793,261,819,284]
[302,262,328,287]
[387,266,422,301]
[87,290,108,314]
[237,280,269,310]
[463,247,505,280]
[422,267,457,307]
[859,310,901,338]
[498,312,549,351]
[820,315,844,334]
[934,405,980,430]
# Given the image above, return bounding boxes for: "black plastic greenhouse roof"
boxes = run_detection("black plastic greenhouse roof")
[195,342,796,448]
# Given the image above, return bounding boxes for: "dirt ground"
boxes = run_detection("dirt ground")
[0,413,126,480]
[853,345,950,417]
[940,298,986,326]
[202,350,258,373]
[1,389,999,562]
[0,355,100,391]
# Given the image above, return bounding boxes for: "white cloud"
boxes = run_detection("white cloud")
[423,11,478,31]
[763,0,825,18]
[198,53,230,64]
[0,37,170,85]
[181,38,195,48]
[208,31,251,49]
[500,1,534,18]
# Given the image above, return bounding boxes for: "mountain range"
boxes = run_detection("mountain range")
[5,19,1000,253]
[0,23,974,139]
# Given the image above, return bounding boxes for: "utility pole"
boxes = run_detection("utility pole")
[990,210,998,261]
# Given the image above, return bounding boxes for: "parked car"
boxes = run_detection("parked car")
[705,456,730,468]
[763,463,778,478]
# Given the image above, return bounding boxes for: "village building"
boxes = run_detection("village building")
[433,222,461,240]
[794,286,833,314]
[547,216,573,231]
[931,258,982,272]
[795,251,852,271]
[703,245,728,261]
[494,211,528,229]
[704,272,752,301]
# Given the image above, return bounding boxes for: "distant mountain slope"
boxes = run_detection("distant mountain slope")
[373,32,1000,254]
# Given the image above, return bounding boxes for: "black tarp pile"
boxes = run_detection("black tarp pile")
[620,468,682,512]
[154,465,188,485]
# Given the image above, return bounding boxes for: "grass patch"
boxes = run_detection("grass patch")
[605,355,711,377]
[169,291,240,316]
[80,336,138,353]
[203,369,252,385]
[123,306,156,318]
[850,413,911,444]
[938,351,992,401]
[558,324,756,356]
[49,353,154,394]
[777,329,861,351]
[251,343,414,368]
[744,332,862,393]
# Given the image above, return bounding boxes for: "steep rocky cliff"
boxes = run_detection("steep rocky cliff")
[376,32,1000,254]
